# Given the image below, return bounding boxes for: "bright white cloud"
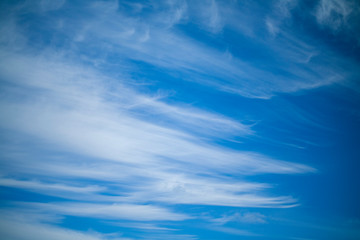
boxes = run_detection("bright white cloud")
[0,47,314,211]
[1,0,348,99]
[0,0,344,238]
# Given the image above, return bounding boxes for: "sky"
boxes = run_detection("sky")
[0,0,359,239]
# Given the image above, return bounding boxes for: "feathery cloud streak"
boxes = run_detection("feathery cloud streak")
[1,0,357,239]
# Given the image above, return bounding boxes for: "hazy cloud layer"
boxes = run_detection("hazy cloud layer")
[0,0,359,239]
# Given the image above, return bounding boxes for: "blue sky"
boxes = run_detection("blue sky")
[0,0,359,239]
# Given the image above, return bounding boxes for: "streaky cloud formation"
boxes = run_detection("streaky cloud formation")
[0,0,359,239]
[316,0,354,31]
[0,216,132,240]
[19,202,191,221]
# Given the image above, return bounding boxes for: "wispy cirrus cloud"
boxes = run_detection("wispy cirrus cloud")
[17,202,190,221]
[0,217,132,240]
[211,212,267,225]
[0,50,313,175]
[0,57,311,208]
[0,37,311,238]
[0,177,104,196]
[3,0,356,239]
[315,0,354,31]
[0,207,131,240]
[208,226,260,237]
[0,35,312,238]
[2,0,353,99]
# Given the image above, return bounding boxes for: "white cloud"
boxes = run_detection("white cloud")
[211,212,267,224]
[0,47,314,210]
[266,17,280,36]
[0,177,104,193]
[203,0,223,33]
[20,202,190,221]
[266,0,298,37]
[135,233,198,240]
[316,0,353,31]
[0,1,331,237]
[0,177,106,200]
[0,51,313,175]
[0,217,128,240]
[209,226,259,236]
[0,0,345,99]
[124,173,299,207]
[111,222,177,231]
